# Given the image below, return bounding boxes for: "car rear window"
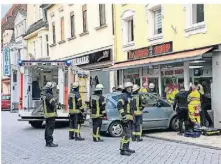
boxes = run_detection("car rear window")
[2,95,10,100]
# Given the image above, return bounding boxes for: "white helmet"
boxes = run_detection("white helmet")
[72,82,79,88]
[43,82,56,90]
[95,84,104,91]
[117,85,124,90]
[149,83,155,89]
[124,82,133,88]
[133,84,140,92]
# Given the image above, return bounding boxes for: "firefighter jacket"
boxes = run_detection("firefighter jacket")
[173,89,188,112]
[91,93,106,118]
[117,93,134,121]
[133,93,146,116]
[166,89,178,104]
[68,91,83,114]
[43,91,57,118]
[188,90,201,106]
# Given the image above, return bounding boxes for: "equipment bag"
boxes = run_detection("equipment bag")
[194,127,221,136]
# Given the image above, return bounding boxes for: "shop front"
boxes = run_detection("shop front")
[67,47,113,102]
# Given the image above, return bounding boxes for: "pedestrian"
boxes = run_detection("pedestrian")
[42,82,58,147]
[68,82,85,141]
[117,82,135,156]
[173,84,188,135]
[91,84,106,142]
[132,84,146,142]
[187,83,201,129]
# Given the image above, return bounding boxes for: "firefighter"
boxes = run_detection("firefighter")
[165,87,174,104]
[187,83,201,128]
[117,82,135,156]
[68,82,85,141]
[132,84,146,142]
[91,84,106,142]
[43,82,58,147]
[173,84,188,135]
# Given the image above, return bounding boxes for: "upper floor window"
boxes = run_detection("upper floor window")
[60,17,65,41]
[70,12,75,37]
[82,5,88,32]
[121,9,135,49]
[52,22,56,44]
[192,4,204,24]
[154,9,162,35]
[99,4,106,26]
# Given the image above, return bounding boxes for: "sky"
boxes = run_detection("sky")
[1,4,12,19]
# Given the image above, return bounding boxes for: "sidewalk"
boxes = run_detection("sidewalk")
[144,131,221,150]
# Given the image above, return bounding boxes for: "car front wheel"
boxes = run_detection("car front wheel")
[170,116,179,131]
[108,121,123,137]
[29,121,43,128]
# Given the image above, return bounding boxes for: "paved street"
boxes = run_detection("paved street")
[2,111,221,164]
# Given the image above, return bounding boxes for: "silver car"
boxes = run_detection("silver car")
[89,92,179,137]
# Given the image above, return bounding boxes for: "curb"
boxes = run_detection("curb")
[144,134,221,151]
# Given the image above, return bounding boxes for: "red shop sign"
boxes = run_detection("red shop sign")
[128,41,173,60]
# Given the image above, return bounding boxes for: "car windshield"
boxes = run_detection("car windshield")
[106,100,116,109]
[2,95,10,100]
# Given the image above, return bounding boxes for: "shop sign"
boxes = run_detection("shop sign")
[128,41,173,60]
[3,47,11,76]
[71,49,111,66]
[162,69,183,76]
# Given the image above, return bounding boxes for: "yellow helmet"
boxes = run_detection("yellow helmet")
[139,87,147,94]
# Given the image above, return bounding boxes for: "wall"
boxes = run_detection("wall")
[114,4,221,62]
[26,4,43,28]
[2,30,13,46]
[47,4,113,60]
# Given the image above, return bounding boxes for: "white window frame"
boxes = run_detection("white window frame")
[184,4,207,37]
[145,4,163,43]
[121,9,135,50]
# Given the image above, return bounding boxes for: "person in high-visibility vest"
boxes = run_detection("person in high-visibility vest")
[132,84,146,142]
[42,82,58,147]
[68,82,85,141]
[117,82,135,156]
[187,83,201,128]
[165,87,174,104]
[91,84,106,142]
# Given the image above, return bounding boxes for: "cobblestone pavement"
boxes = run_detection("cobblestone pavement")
[2,111,221,164]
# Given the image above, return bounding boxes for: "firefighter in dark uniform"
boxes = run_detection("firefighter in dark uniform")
[173,84,189,135]
[117,82,135,156]
[91,84,106,142]
[132,84,146,142]
[68,82,85,141]
[43,82,58,147]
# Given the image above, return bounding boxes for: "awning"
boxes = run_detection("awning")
[106,47,212,71]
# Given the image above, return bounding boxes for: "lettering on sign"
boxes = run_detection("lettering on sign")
[128,41,173,60]
[3,47,11,76]
[175,69,184,75]
[165,70,174,75]
[72,56,89,65]
[97,50,109,62]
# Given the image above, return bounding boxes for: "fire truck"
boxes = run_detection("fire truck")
[17,59,90,128]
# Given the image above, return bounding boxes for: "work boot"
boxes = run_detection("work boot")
[126,143,135,153]
[75,136,85,141]
[132,135,136,141]
[46,143,58,147]
[137,136,143,142]
[120,150,131,156]
[69,132,75,140]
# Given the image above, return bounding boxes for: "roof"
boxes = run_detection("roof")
[18,10,27,17]
[24,19,47,36]
[107,47,213,70]
[1,4,19,25]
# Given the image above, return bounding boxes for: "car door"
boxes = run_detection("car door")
[142,93,172,129]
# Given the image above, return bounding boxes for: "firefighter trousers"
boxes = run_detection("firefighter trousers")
[45,117,55,144]
[120,120,132,151]
[188,104,200,125]
[132,115,143,140]
[92,118,102,141]
[69,114,80,138]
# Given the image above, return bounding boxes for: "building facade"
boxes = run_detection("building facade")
[44,4,115,102]
[111,4,221,128]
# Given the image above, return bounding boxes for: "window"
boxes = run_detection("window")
[99,4,106,26]
[82,5,88,32]
[1,95,10,100]
[13,70,17,82]
[154,9,162,35]
[33,41,36,56]
[127,19,134,42]
[145,94,158,107]
[60,17,65,41]
[52,22,56,44]
[192,4,204,24]
[70,12,75,37]
[46,35,49,56]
